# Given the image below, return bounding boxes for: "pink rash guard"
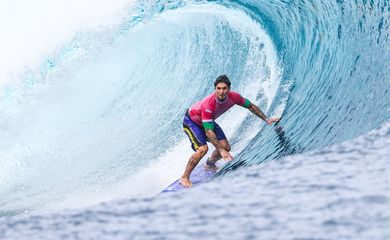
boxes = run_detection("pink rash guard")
[188,91,251,130]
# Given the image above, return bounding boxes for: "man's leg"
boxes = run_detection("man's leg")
[180,145,208,187]
[205,139,230,170]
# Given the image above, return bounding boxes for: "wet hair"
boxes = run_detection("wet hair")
[214,75,231,88]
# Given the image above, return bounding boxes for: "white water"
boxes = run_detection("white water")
[0,0,134,85]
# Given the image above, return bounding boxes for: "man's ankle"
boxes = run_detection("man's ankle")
[206,158,216,167]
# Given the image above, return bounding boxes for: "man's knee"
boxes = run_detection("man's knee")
[196,145,208,156]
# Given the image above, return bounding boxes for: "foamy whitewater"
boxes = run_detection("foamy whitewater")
[0,0,389,239]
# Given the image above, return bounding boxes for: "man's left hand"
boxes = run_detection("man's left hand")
[266,118,280,125]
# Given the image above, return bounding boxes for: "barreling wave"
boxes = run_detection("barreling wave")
[0,1,281,214]
[226,0,390,170]
[0,0,389,214]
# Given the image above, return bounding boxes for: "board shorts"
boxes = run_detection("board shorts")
[183,109,227,151]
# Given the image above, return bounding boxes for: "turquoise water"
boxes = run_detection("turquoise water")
[0,0,389,239]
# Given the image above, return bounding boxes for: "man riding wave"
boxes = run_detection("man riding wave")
[180,75,280,187]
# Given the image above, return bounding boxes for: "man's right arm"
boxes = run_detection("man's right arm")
[205,129,234,160]
[201,104,234,160]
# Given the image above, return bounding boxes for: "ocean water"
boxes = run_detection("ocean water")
[0,0,389,239]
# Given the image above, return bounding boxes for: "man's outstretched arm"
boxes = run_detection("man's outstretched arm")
[247,103,280,125]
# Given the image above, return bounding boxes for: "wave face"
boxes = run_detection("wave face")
[0,0,389,239]
[232,0,390,167]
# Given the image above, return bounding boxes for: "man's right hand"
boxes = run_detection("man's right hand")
[219,149,234,161]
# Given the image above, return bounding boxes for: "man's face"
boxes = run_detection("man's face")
[215,82,230,100]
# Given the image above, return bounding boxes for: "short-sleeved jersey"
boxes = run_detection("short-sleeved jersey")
[188,91,251,130]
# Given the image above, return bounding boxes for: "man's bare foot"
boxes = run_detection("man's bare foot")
[180,177,192,188]
[204,158,218,171]
[204,163,218,171]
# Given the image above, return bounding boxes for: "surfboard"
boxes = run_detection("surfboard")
[162,163,219,193]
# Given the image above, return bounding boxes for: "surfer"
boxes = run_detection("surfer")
[180,75,280,187]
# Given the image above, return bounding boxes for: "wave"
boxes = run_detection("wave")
[0,0,389,215]
[227,0,390,168]
[0,2,281,213]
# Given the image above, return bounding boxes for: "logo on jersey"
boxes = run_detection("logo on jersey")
[205,109,212,113]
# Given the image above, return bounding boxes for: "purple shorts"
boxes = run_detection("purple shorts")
[183,112,227,151]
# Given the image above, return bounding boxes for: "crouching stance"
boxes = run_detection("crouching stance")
[180,75,280,187]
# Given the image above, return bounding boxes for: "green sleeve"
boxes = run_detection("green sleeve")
[202,122,214,130]
[243,98,251,108]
